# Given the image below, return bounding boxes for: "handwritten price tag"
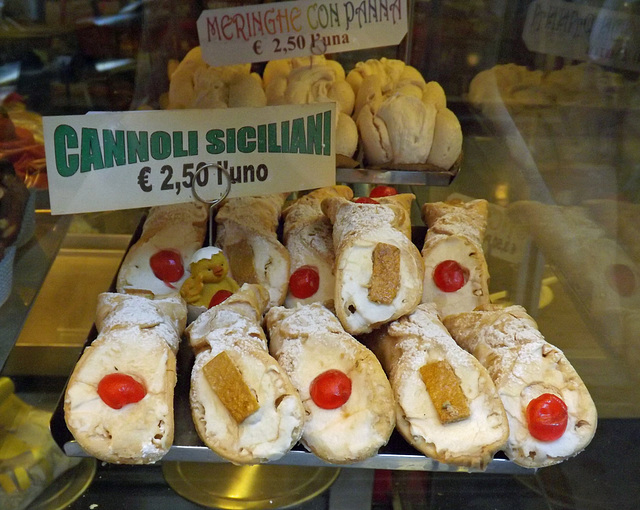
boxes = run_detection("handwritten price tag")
[197,0,408,66]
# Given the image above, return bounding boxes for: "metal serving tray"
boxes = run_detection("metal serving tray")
[49,201,532,476]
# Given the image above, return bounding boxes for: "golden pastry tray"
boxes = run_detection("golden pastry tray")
[49,211,531,475]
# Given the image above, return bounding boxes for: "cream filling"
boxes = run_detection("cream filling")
[291,342,389,460]
[422,237,485,317]
[121,228,200,296]
[339,242,419,333]
[498,345,597,462]
[251,237,289,307]
[285,255,334,308]
[65,331,175,461]
[192,350,301,462]
[397,357,505,455]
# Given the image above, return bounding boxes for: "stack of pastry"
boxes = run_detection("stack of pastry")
[347,57,462,169]
[262,56,358,162]
[168,46,267,109]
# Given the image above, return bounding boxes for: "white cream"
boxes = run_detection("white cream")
[192,349,302,462]
[422,236,485,316]
[339,241,420,332]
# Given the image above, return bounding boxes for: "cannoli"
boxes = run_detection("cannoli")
[215,194,291,309]
[64,292,186,464]
[584,198,640,266]
[421,199,490,317]
[116,202,208,297]
[443,305,598,468]
[282,185,353,308]
[361,303,508,469]
[508,201,640,312]
[186,284,304,465]
[321,194,424,335]
[265,303,395,464]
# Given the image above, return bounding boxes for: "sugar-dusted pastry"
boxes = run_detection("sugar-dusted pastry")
[265,303,395,464]
[421,199,490,317]
[64,292,187,464]
[347,57,462,167]
[282,185,353,308]
[361,303,508,469]
[116,202,208,297]
[321,194,424,335]
[443,305,598,468]
[215,194,291,309]
[186,284,304,465]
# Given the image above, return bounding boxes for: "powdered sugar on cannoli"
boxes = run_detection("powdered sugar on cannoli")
[186,284,304,465]
[444,305,597,468]
[323,196,423,335]
[362,304,508,469]
[266,303,395,464]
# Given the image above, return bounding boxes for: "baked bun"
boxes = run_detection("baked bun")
[168,46,266,109]
[347,58,461,167]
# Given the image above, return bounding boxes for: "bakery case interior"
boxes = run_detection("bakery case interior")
[1,0,639,508]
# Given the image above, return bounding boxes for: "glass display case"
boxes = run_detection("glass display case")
[1,1,639,508]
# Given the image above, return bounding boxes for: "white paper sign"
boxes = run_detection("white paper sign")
[197,0,408,66]
[43,104,336,215]
[523,0,640,72]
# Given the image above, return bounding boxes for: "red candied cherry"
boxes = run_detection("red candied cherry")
[98,373,146,409]
[526,393,568,441]
[149,250,184,285]
[310,369,352,409]
[209,289,233,307]
[354,196,379,204]
[433,260,468,292]
[369,185,398,198]
[289,266,320,299]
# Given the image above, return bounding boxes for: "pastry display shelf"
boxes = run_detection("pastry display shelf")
[335,165,459,187]
[0,192,72,371]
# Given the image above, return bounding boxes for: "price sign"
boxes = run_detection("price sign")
[523,0,640,72]
[43,104,336,215]
[197,0,408,66]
